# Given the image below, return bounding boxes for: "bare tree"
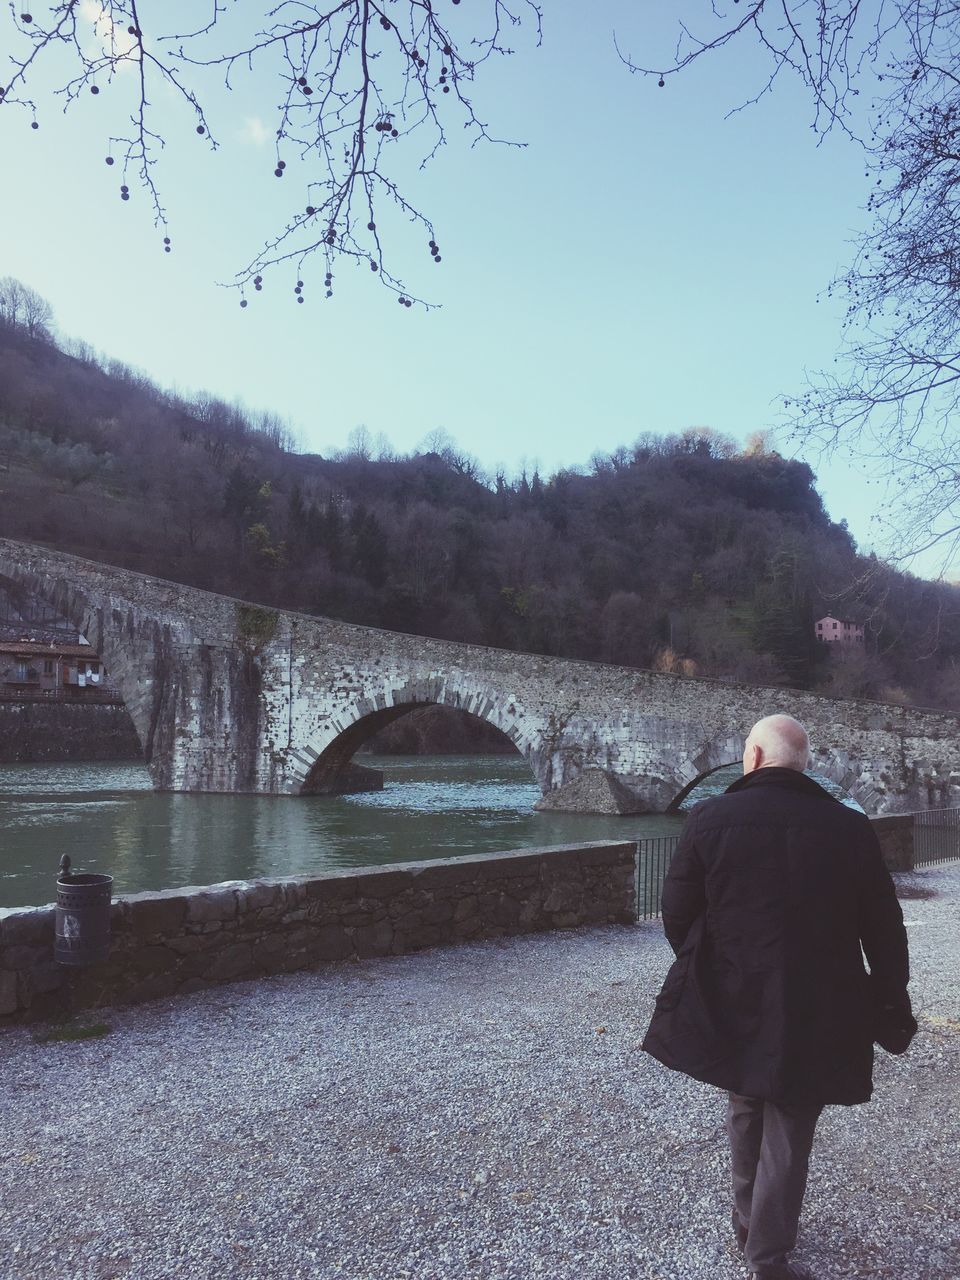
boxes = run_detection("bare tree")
[1,2,540,308]
[20,281,54,339]
[0,276,26,328]
[418,427,484,479]
[787,50,960,570]
[342,423,373,461]
[621,2,960,570]
[0,274,54,338]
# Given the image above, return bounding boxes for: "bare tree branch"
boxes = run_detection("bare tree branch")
[0,1,542,308]
[623,2,960,572]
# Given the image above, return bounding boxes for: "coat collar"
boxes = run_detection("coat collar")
[724,766,840,802]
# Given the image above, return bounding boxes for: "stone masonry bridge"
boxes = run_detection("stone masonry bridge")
[2,538,960,816]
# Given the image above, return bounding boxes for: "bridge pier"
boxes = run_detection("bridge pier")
[534,769,648,815]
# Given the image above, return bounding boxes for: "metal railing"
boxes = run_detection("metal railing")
[637,835,680,920]
[914,808,960,867]
[639,811,960,921]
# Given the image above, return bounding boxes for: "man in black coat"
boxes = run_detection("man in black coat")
[642,714,917,1280]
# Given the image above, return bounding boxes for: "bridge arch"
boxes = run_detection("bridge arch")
[293,680,546,796]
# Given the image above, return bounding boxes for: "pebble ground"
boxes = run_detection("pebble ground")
[1,864,958,1280]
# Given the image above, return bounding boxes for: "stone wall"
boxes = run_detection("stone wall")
[0,841,637,1026]
[0,699,142,763]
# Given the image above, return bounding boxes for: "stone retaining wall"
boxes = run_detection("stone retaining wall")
[0,841,637,1026]
[0,699,142,763]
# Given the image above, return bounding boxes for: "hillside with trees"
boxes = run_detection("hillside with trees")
[2,280,960,717]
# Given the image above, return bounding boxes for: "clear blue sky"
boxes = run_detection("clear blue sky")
[0,5,924,571]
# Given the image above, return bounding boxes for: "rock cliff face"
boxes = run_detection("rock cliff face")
[2,536,960,814]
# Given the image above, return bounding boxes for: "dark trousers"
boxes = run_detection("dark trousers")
[726,1092,823,1273]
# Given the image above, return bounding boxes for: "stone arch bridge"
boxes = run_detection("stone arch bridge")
[2,538,959,816]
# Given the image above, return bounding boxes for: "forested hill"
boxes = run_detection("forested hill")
[2,310,960,710]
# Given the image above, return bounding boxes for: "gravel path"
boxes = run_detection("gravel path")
[2,864,958,1280]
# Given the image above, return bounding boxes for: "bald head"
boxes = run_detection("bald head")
[743,714,810,775]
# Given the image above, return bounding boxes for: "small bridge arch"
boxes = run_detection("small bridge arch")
[669,763,740,812]
[671,748,909,816]
[667,754,864,813]
[665,732,745,811]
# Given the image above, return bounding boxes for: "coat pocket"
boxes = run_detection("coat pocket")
[654,952,691,1013]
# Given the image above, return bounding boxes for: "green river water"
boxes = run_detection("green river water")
[1,755,693,910]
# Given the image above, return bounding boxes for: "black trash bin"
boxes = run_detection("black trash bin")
[55,857,113,967]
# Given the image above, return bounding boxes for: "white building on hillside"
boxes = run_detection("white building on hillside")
[815,615,864,645]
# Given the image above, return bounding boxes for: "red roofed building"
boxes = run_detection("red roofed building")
[0,639,118,701]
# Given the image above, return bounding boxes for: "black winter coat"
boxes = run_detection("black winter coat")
[642,767,915,1106]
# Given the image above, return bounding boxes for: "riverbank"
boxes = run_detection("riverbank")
[1,864,956,1279]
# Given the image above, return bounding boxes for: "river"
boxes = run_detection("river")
[0,756,860,910]
[0,755,691,910]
